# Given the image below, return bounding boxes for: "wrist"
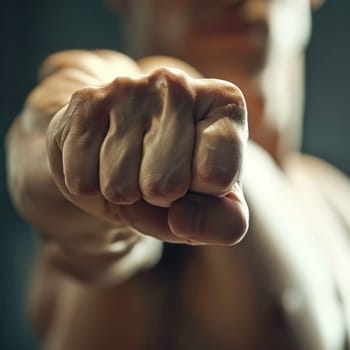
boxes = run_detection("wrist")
[40,227,162,286]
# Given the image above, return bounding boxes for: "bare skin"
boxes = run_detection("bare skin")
[5,0,350,349]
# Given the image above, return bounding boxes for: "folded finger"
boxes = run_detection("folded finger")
[168,185,249,245]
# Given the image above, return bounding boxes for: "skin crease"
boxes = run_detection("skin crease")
[5,0,350,349]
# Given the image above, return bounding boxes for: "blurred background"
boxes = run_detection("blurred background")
[0,0,349,349]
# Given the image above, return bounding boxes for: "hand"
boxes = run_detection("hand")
[47,68,249,245]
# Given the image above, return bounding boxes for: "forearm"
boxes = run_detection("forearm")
[41,231,162,285]
[6,50,162,285]
[29,235,161,341]
[6,124,161,285]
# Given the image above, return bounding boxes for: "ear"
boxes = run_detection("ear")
[310,0,325,10]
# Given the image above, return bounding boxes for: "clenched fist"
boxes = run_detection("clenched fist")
[47,68,249,245]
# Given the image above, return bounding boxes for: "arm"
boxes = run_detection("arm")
[6,50,249,285]
[6,50,162,285]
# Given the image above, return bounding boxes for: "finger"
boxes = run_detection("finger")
[99,106,144,205]
[47,106,68,189]
[168,184,249,245]
[61,88,109,196]
[99,74,166,205]
[139,69,196,207]
[191,80,248,196]
[117,200,183,243]
[47,103,127,230]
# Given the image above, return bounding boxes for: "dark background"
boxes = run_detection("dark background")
[0,0,349,349]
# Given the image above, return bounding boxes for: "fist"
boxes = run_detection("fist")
[47,68,249,245]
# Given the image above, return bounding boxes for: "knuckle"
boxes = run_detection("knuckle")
[218,80,244,100]
[70,87,96,105]
[141,174,189,202]
[102,183,140,205]
[195,141,242,191]
[196,165,236,191]
[149,67,178,84]
[141,178,165,199]
[65,177,99,196]
[66,87,108,135]
[161,180,189,200]
[69,86,106,114]
[108,76,162,119]
[230,102,247,125]
[211,81,247,124]
[149,68,195,104]
[225,86,247,123]
[108,76,135,96]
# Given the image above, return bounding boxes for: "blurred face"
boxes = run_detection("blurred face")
[117,0,322,158]
[127,0,312,79]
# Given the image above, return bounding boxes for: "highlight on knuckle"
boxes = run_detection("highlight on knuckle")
[217,82,247,124]
[70,87,95,105]
[108,75,164,119]
[149,67,176,84]
[108,76,135,97]
[149,68,194,104]
[69,86,106,114]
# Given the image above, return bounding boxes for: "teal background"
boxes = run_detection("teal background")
[0,0,349,349]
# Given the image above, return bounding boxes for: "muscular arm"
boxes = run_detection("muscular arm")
[6,50,249,343]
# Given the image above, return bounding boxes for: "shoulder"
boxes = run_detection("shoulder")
[287,153,350,224]
[244,145,350,347]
